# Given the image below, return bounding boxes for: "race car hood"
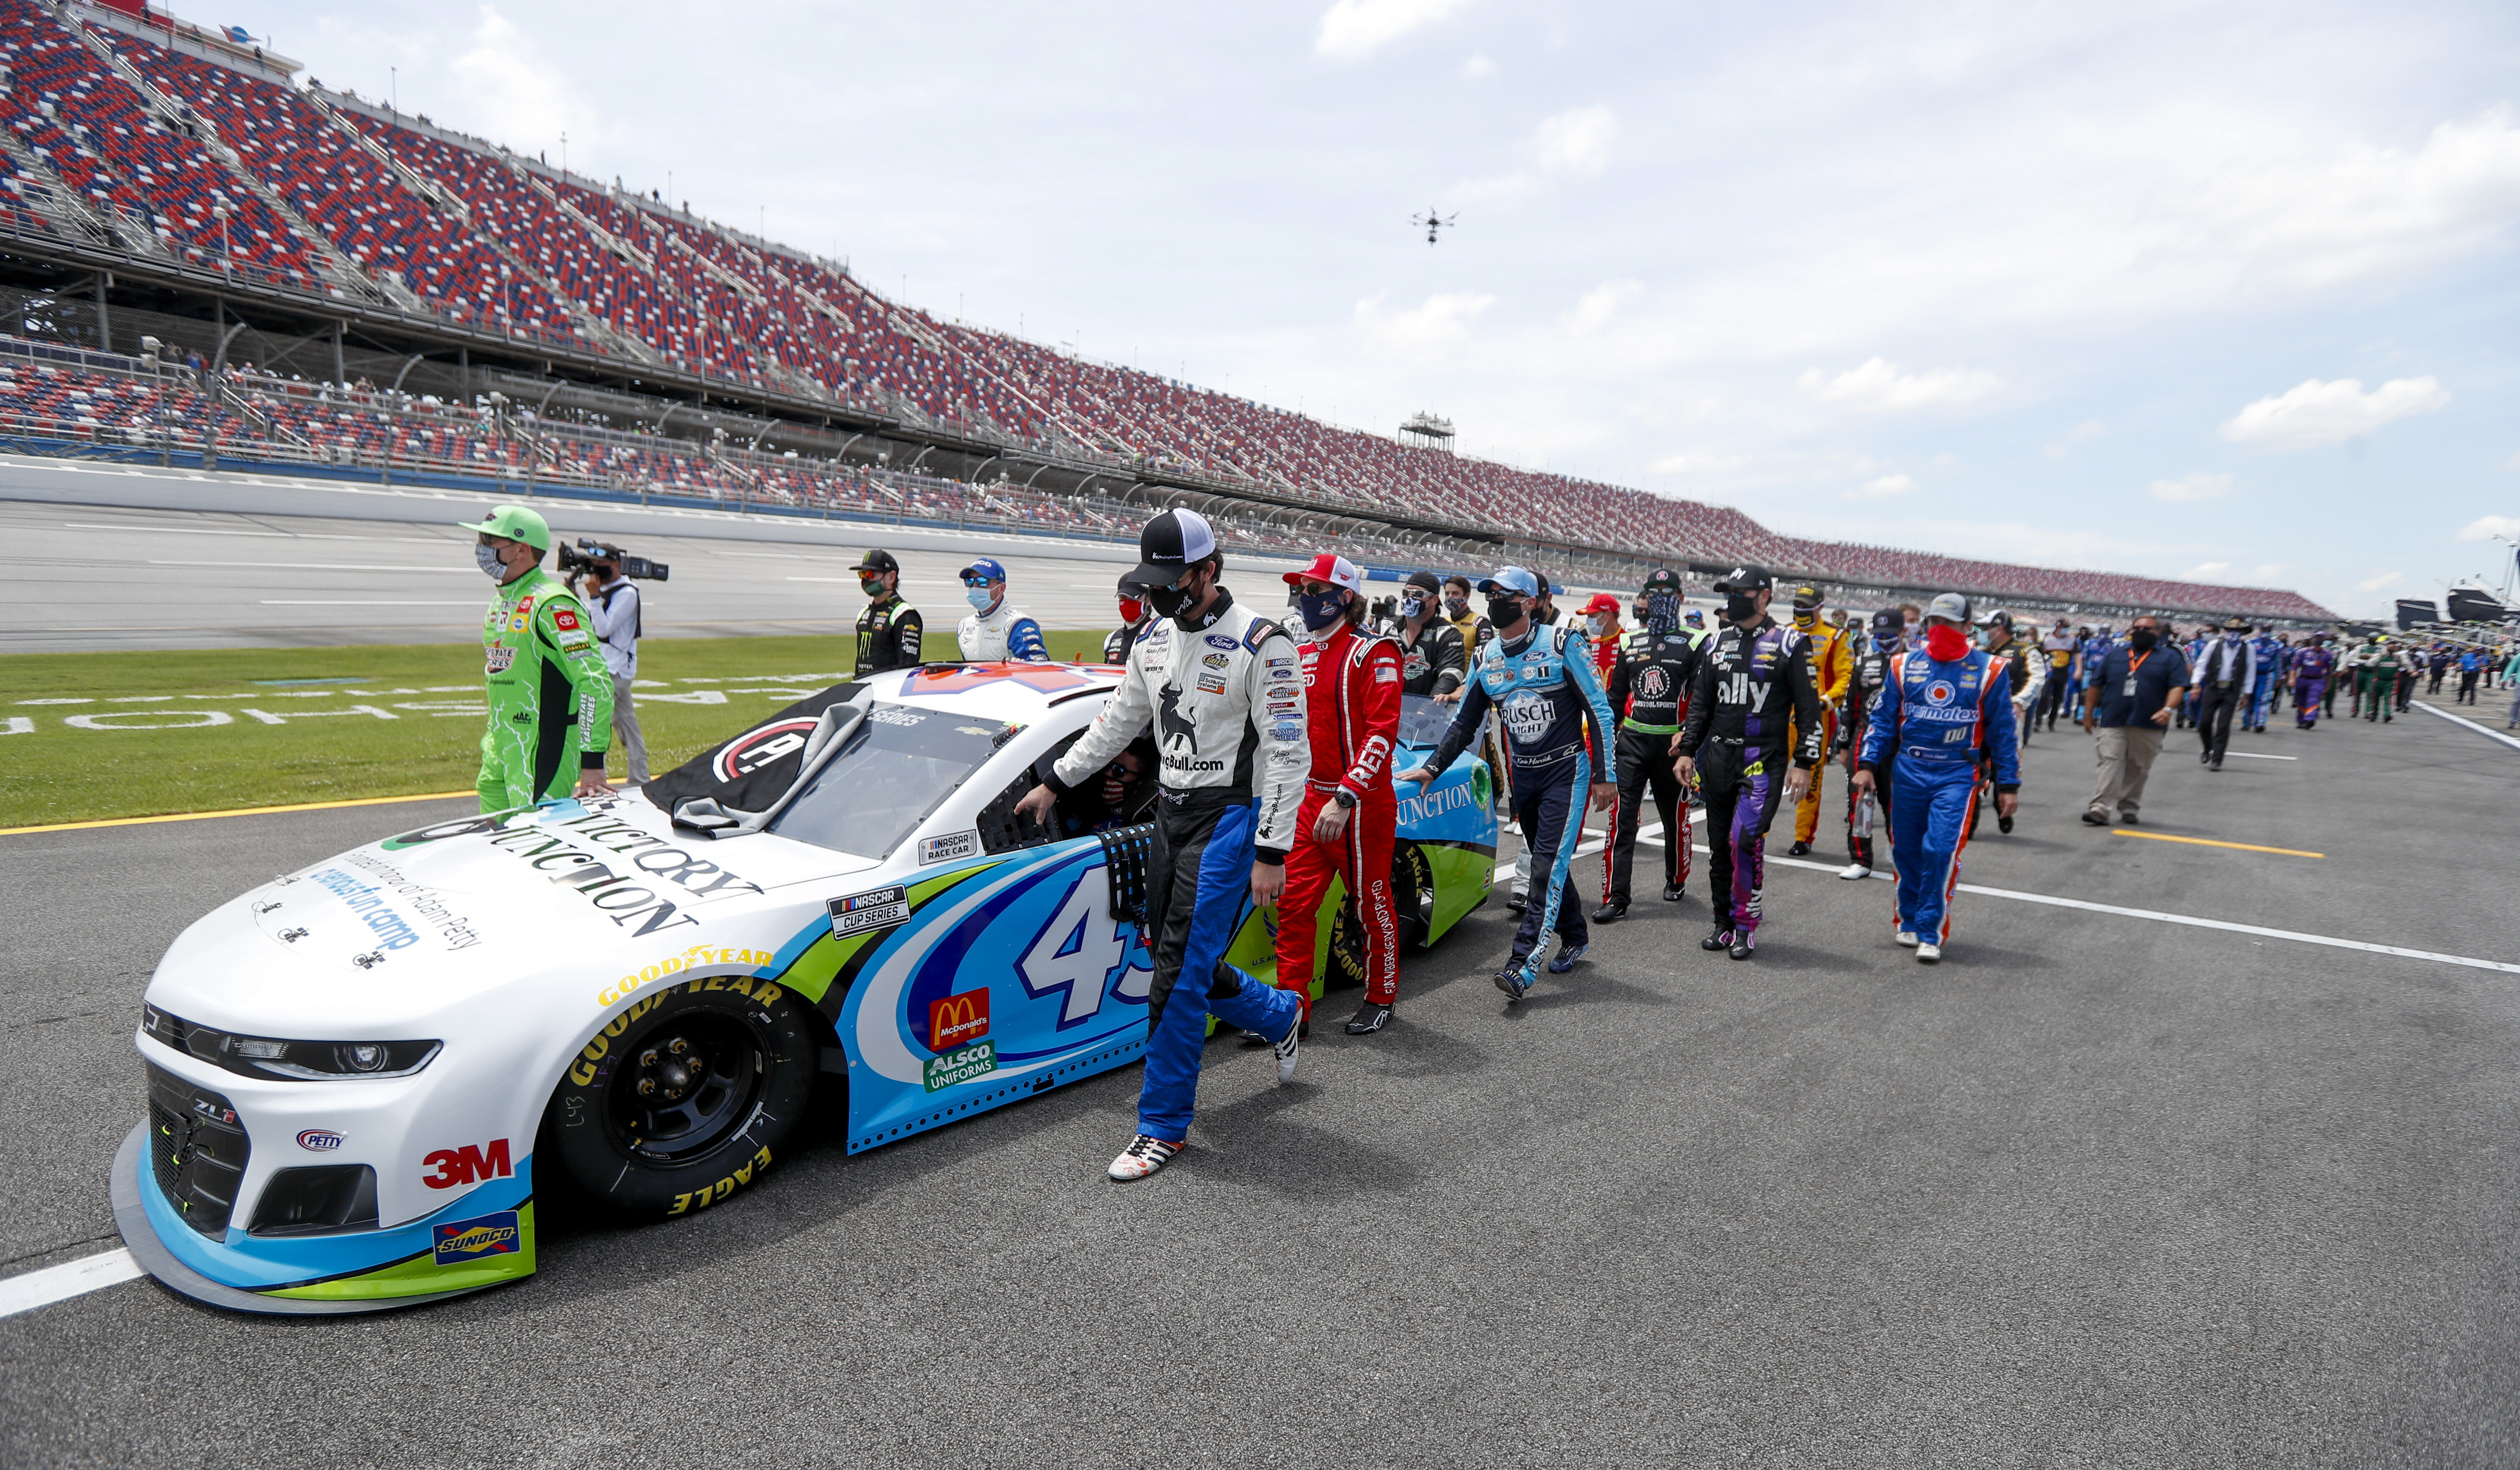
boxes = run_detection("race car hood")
[146,793,872,1035]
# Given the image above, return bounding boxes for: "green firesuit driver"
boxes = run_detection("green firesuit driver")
[460,504,616,811]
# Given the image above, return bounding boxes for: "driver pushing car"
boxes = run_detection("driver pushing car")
[1014,508,1310,1181]
[1269,552,1406,1037]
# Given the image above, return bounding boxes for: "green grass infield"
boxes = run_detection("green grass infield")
[0,630,1114,827]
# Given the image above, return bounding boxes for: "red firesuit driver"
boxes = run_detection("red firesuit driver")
[1271,553,1407,1036]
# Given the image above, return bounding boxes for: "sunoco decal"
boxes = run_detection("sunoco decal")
[432,1210,523,1266]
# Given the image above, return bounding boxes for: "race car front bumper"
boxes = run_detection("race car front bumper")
[112,1120,535,1316]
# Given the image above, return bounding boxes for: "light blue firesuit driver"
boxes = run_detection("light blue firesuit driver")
[1856,591,2020,960]
[1411,566,1616,998]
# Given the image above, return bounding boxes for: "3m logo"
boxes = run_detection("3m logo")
[431,1210,522,1265]
[929,989,991,1051]
[422,1138,513,1190]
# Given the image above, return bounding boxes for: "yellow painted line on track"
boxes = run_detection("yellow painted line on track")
[2111,830,2323,859]
[0,790,476,836]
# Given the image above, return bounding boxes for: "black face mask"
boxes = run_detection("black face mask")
[1145,581,1192,619]
[1724,592,1760,622]
[1485,595,1524,627]
[2128,628,2158,650]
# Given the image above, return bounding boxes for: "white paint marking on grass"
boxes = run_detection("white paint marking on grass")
[0,1248,143,1319]
[2411,700,2520,753]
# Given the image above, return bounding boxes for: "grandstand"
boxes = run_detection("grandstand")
[0,0,2335,623]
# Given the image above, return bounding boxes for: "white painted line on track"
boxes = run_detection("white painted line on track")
[2410,699,2520,752]
[259,600,485,606]
[0,1248,143,1319]
[2225,752,2297,760]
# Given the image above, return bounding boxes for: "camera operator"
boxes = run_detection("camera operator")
[572,542,649,786]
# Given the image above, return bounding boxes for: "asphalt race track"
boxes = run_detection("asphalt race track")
[2,679,2515,1467]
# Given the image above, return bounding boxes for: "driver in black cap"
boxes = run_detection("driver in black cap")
[1836,607,1905,880]
[850,549,923,678]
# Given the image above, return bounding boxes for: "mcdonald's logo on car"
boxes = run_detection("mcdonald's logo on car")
[928,989,991,1051]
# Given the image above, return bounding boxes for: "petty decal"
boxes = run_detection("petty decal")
[485,645,516,675]
[432,1210,522,1266]
[829,884,911,938]
[297,1129,346,1152]
[928,988,991,1051]
[712,718,819,782]
[918,831,981,865]
[423,1139,513,1190]
[923,1041,997,1092]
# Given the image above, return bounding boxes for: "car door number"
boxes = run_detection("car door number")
[1017,868,1151,1026]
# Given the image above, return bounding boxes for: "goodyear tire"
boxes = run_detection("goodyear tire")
[1393,843,1434,950]
[545,976,816,1219]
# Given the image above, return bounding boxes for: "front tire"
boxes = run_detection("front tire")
[545,979,817,1219]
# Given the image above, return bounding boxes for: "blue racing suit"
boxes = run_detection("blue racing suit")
[1422,621,1616,979]
[2246,633,2284,729]
[1859,647,2020,944]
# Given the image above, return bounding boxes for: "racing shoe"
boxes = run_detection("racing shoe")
[1492,963,1533,1001]
[1663,882,1686,901]
[1345,1000,1394,1035]
[1915,942,1943,964]
[1998,813,2015,834]
[1728,932,1756,961]
[1701,927,1735,952]
[1593,899,1627,923]
[1271,1013,1301,1083]
[1548,941,1587,974]
[1788,840,1812,856]
[1838,862,1872,880]
[1895,930,1919,947]
[1506,890,1528,913]
[1108,1134,1184,1181]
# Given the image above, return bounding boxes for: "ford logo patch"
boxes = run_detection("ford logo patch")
[1204,634,1238,650]
[298,1129,346,1152]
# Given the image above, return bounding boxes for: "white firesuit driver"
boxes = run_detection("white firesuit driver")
[1015,509,1309,1182]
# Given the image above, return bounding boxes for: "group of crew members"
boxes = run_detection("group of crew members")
[466,502,2499,1181]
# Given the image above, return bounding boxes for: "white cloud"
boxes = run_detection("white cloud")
[1799,358,1999,412]
[2148,471,2234,503]
[2502,451,2520,471]
[1846,473,1917,499]
[2219,376,2450,450]
[1457,105,1618,201]
[1353,290,1497,351]
[2457,514,2520,541]
[2356,571,2404,591]
[1563,279,1642,333]
[2045,420,2106,458]
[2254,563,2289,580]
[1315,0,1473,62]
[2189,561,2233,578]
[450,6,600,163]
[1652,451,1747,474]
[1462,54,1495,79]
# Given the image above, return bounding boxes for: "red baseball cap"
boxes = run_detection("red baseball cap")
[1580,592,1622,615]
[1281,552,1363,594]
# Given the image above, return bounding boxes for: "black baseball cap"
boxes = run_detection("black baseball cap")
[1120,508,1219,593]
[1403,570,1442,595]
[853,549,899,573]
[1713,565,1772,594]
[1641,568,1683,597]
[1870,607,1906,634]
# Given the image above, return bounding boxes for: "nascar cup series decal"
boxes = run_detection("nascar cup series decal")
[829,885,912,938]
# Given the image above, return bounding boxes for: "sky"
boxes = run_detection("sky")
[231,0,2520,617]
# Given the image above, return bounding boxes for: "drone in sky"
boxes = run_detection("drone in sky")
[1410,208,1458,246]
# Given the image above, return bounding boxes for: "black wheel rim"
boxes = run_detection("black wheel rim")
[604,1011,765,1164]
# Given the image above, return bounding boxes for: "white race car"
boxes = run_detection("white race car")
[115,662,1497,1313]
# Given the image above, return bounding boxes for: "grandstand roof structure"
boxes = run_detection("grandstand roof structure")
[0,0,2336,622]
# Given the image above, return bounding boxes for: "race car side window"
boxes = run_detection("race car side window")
[766,705,1010,859]
[977,731,1159,854]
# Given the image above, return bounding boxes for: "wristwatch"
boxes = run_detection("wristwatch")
[1331,788,1358,810]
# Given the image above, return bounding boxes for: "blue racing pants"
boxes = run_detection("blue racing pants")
[1509,754,1591,973]
[1138,794,1301,1144]
[2246,677,2279,729]
[1885,754,1981,944]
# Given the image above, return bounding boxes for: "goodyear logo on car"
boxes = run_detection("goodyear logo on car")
[432,1209,522,1266]
[923,1040,996,1093]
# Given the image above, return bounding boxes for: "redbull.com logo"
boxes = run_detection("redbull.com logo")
[432,1210,522,1266]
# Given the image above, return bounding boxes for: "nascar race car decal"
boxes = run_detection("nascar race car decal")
[114,666,1494,1314]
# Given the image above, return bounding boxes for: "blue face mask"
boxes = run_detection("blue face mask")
[1399,595,1426,619]
[965,585,996,611]
[1297,590,1347,632]
[475,543,506,580]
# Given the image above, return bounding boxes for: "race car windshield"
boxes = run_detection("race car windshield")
[1397,694,1456,747]
[764,704,1011,859]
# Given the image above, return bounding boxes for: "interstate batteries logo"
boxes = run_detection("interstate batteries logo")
[923,1041,997,1093]
[432,1210,522,1266]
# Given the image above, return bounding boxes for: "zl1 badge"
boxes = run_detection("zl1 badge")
[828,885,910,938]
